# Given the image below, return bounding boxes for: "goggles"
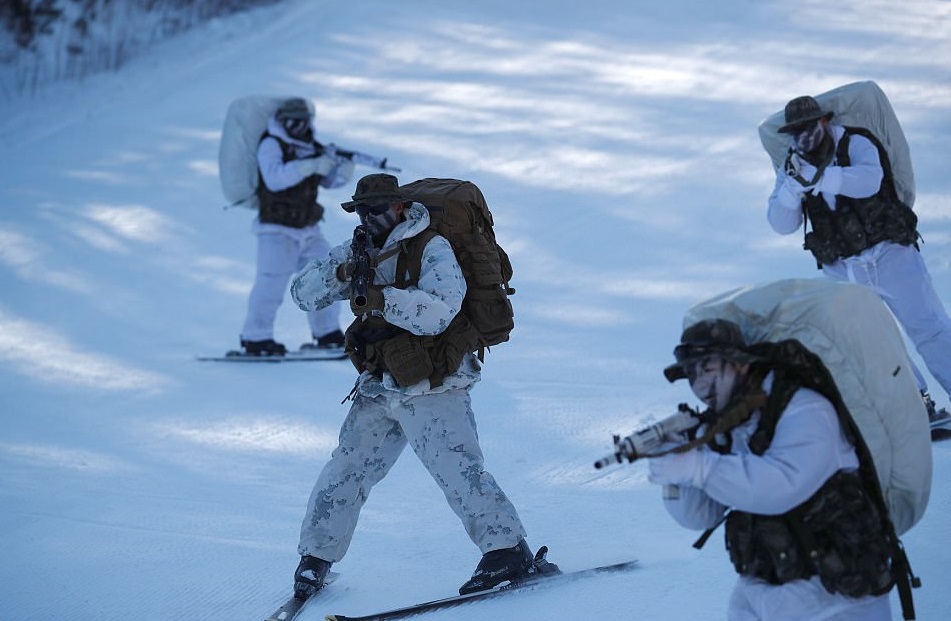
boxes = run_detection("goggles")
[355,203,392,217]
[283,117,308,132]
[672,342,725,364]
[672,344,733,382]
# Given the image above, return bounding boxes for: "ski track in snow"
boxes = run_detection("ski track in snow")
[1,1,950,620]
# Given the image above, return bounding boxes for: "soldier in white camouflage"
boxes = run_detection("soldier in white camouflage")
[288,174,552,600]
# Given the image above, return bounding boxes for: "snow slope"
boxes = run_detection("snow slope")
[1,1,950,619]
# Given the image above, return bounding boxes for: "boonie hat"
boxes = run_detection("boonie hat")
[778,95,834,133]
[341,173,404,212]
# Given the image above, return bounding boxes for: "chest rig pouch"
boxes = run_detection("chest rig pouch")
[344,234,447,389]
[801,127,919,266]
[725,470,894,597]
[257,135,323,228]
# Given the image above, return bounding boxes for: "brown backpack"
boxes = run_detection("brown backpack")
[397,178,515,352]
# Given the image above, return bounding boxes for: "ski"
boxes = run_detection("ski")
[198,349,347,363]
[930,407,951,441]
[323,557,637,621]
[264,572,340,621]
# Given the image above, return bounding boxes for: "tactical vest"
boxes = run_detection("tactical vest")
[344,230,482,389]
[257,134,323,229]
[725,471,894,597]
[801,127,919,266]
[713,352,900,600]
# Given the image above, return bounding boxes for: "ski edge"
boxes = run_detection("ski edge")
[197,351,348,363]
[323,560,638,621]
[264,572,340,621]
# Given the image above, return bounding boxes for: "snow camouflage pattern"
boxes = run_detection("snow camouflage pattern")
[297,388,527,561]
[292,202,479,396]
[292,201,526,561]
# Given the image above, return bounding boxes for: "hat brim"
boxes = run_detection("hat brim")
[663,350,764,383]
[778,111,834,134]
[340,193,406,213]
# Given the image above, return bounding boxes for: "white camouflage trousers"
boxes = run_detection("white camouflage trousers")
[298,388,527,562]
[728,575,891,620]
[241,227,340,342]
[823,241,951,401]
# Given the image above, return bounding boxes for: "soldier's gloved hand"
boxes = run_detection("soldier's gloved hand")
[775,175,806,210]
[294,155,336,178]
[810,165,844,196]
[335,262,354,282]
[350,285,385,315]
[647,448,716,489]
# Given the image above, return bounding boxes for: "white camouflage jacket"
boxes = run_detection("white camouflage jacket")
[664,377,882,621]
[291,202,480,397]
[766,124,883,236]
[663,374,859,528]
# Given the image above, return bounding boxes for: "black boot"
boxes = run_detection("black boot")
[922,391,951,426]
[305,329,345,350]
[294,555,331,600]
[459,539,534,595]
[240,338,287,356]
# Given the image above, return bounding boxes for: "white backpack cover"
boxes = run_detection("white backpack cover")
[758,80,916,208]
[218,95,315,209]
[682,278,931,535]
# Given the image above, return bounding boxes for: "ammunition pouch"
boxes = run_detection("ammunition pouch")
[378,331,434,387]
[725,471,894,597]
[256,144,323,228]
[259,199,323,228]
[803,229,845,266]
[345,318,437,388]
[801,127,919,265]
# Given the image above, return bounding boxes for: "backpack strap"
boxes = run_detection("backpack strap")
[395,228,439,288]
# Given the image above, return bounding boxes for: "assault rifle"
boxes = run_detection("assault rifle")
[320,142,401,172]
[593,404,702,469]
[350,225,372,308]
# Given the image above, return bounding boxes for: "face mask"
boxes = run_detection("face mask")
[794,121,825,153]
[357,203,398,243]
[687,356,743,412]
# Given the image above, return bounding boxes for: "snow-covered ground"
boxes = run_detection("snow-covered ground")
[2,1,950,619]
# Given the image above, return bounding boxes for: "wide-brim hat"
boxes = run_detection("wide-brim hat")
[778,95,834,133]
[341,173,404,212]
[663,318,763,382]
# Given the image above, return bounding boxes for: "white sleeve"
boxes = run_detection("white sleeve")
[291,242,352,311]
[700,388,858,515]
[257,136,307,192]
[662,485,728,531]
[380,235,466,336]
[766,173,805,235]
[319,157,355,190]
[838,133,885,199]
